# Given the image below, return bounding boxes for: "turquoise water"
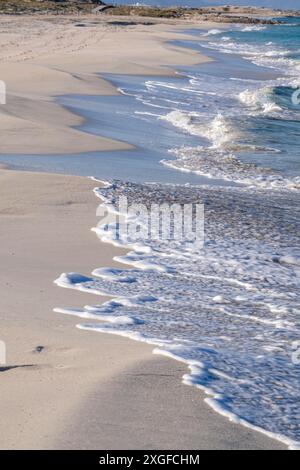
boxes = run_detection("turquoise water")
[1,19,299,186]
[99,19,300,187]
[52,20,300,447]
[2,18,299,446]
[111,1,299,10]
[194,18,300,180]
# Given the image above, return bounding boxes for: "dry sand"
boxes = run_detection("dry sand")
[0,169,286,450]
[0,15,206,154]
[0,15,286,449]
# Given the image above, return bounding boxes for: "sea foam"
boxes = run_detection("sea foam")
[55,180,300,449]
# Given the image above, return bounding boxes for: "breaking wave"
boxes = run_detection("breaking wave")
[54,20,300,449]
[55,180,300,449]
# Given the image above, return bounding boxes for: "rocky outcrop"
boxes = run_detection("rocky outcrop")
[0,2,298,21]
[0,0,111,15]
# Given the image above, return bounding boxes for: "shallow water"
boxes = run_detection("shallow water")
[1,21,299,187]
[53,20,300,447]
[110,1,299,10]
[0,85,230,187]
[56,180,300,448]
[2,18,299,447]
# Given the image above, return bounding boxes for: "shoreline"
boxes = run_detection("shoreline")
[0,14,289,449]
[0,15,211,155]
[0,168,287,450]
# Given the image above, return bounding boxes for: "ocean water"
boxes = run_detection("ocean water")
[22,19,300,446]
[111,1,299,10]
[54,20,300,189]
[56,181,300,448]
[163,19,300,186]
[53,19,300,447]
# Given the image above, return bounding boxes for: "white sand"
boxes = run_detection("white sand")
[0,14,286,450]
[0,15,207,154]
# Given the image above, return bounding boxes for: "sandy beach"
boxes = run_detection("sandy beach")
[0,15,204,154]
[0,14,287,450]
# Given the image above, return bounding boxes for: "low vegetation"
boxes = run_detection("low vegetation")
[0,1,298,21]
[104,5,281,23]
[0,0,99,14]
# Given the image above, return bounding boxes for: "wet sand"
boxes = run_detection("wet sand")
[0,14,286,449]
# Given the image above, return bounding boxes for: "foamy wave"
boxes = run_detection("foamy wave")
[239,87,283,115]
[241,25,267,32]
[252,55,300,77]
[162,146,300,191]
[207,40,290,59]
[55,180,300,449]
[160,110,298,189]
[202,28,224,36]
[205,38,300,80]
[155,349,300,451]
[161,110,197,135]
[202,114,239,148]
[162,111,239,149]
